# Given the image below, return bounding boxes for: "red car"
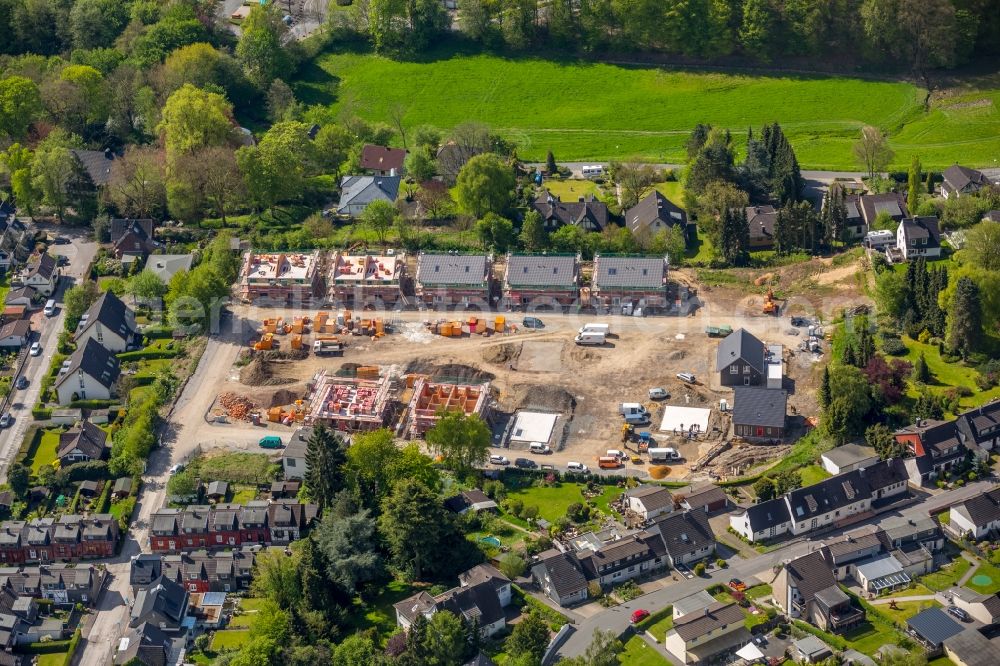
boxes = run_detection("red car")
[631,609,650,623]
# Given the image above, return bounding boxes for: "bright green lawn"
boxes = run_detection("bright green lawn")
[29,430,61,475]
[746,584,772,600]
[799,464,832,486]
[921,557,972,591]
[619,635,669,666]
[645,611,674,642]
[36,653,70,666]
[541,179,601,200]
[295,50,1000,169]
[212,629,250,650]
[901,336,1000,411]
[966,560,1000,594]
[239,597,269,612]
[345,579,418,640]
[841,621,907,655]
[231,486,258,504]
[505,482,623,523]
[877,600,940,626]
[928,657,957,666]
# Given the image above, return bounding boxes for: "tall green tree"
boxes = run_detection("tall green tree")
[475,212,515,252]
[236,121,315,212]
[314,508,384,595]
[158,84,233,160]
[0,76,42,139]
[865,423,906,460]
[31,129,81,222]
[236,5,289,89]
[506,611,551,665]
[455,153,514,217]
[305,425,347,509]
[907,155,922,212]
[519,210,548,251]
[379,478,457,580]
[825,365,874,443]
[853,125,894,178]
[947,276,982,358]
[360,199,399,245]
[425,411,491,473]
[717,205,749,266]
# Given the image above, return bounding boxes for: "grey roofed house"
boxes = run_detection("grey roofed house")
[680,484,728,512]
[899,216,941,247]
[650,509,715,561]
[54,338,121,394]
[416,253,491,287]
[717,328,767,375]
[733,387,788,429]
[745,205,778,244]
[784,550,837,606]
[114,621,170,666]
[130,554,163,590]
[942,165,992,197]
[111,219,155,244]
[436,580,505,628]
[532,549,588,600]
[4,286,36,305]
[787,468,871,521]
[78,480,99,496]
[113,477,132,496]
[27,252,56,280]
[626,485,675,513]
[955,401,1000,450]
[205,481,228,499]
[673,601,744,641]
[955,486,1000,529]
[336,175,401,215]
[625,191,688,236]
[907,607,964,647]
[591,255,668,289]
[143,254,194,283]
[71,148,117,187]
[673,590,716,617]
[77,291,136,343]
[458,563,510,592]
[794,634,833,662]
[530,190,609,232]
[130,575,188,630]
[858,192,908,225]
[744,497,791,533]
[821,444,878,473]
[57,421,109,463]
[504,254,579,289]
[0,320,30,345]
[943,628,994,666]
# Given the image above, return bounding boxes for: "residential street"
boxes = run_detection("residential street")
[0,231,96,483]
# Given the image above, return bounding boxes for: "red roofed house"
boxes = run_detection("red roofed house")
[360,145,407,176]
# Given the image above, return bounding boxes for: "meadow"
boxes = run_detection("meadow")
[294,50,1000,169]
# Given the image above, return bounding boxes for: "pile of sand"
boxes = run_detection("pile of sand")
[239,358,296,386]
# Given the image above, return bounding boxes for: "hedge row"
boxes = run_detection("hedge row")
[63,629,82,666]
[19,638,74,654]
[117,349,180,361]
[143,326,176,339]
[32,407,52,420]
[68,400,117,409]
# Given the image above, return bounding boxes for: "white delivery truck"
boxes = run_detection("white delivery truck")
[619,403,649,424]
[574,331,606,346]
[579,323,611,336]
[649,447,680,462]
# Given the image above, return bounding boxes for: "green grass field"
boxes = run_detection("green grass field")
[294,50,1000,169]
[504,481,623,523]
[921,557,972,591]
[798,464,832,486]
[901,336,1000,411]
[211,629,251,650]
[619,634,669,666]
[966,561,1000,594]
[877,599,940,626]
[29,430,61,475]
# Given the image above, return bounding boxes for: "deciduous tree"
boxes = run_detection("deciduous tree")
[425,411,491,473]
[853,125,894,179]
[236,5,290,89]
[0,76,42,139]
[456,153,514,218]
[158,84,233,159]
[360,199,398,245]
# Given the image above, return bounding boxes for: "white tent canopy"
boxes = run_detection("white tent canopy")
[736,642,764,661]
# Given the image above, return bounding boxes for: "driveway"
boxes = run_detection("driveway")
[0,232,97,483]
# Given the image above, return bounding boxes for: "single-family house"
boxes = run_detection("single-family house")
[54,339,120,405]
[679,484,729,514]
[716,328,766,387]
[143,254,193,284]
[530,549,589,607]
[745,205,778,248]
[279,427,311,480]
[21,253,58,296]
[443,490,499,515]
[881,515,945,552]
[894,216,941,261]
[111,219,159,261]
[0,320,29,349]
[502,253,580,310]
[907,607,964,654]
[858,193,908,229]
[114,622,171,666]
[895,418,969,485]
[3,287,36,308]
[624,485,675,521]
[941,165,993,199]
[589,254,669,313]
[821,444,879,475]
[732,387,787,442]
[841,193,865,239]
[530,191,608,232]
[359,145,406,176]
[772,550,859,632]
[950,486,1000,540]
[649,510,716,567]
[395,563,511,638]
[0,217,33,273]
[74,291,137,353]
[625,191,690,240]
[948,588,1000,625]
[57,421,108,466]
[955,401,1000,452]
[728,497,791,542]
[664,602,750,665]
[337,175,400,216]
[818,526,885,581]
[129,575,189,633]
[414,253,493,308]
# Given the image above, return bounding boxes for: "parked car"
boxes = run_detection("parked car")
[514,458,537,469]
[566,461,589,473]
[630,609,650,624]
[522,316,545,329]
[52,236,70,245]
[15,376,28,390]
[648,387,669,400]
[29,342,41,356]
[56,255,69,266]
[540,464,555,471]
[676,372,696,383]
[729,578,746,592]
[489,455,510,466]
[529,442,551,454]
[947,606,970,622]
[169,464,184,475]
[258,436,283,449]
[0,413,11,428]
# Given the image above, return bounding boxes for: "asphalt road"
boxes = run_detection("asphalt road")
[0,233,96,483]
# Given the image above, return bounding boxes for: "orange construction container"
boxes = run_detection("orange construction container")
[495,316,505,333]
[375,319,384,335]
[440,323,453,336]
[267,407,283,422]
[315,311,329,328]
[475,320,486,334]
[290,335,302,350]
[357,366,380,379]
[344,310,352,323]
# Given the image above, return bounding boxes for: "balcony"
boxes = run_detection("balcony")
[828,603,866,631]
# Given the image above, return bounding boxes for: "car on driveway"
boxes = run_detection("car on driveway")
[15,376,28,390]
[52,236,70,245]
[0,413,11,428]
[29,342,41,356]
[630,609,650,624]
[676,372,696,384]
[489,455,509,466]
[947,606,970,622]
[522,316,545,329]
[566,461,589,473]
[514,458,537,469]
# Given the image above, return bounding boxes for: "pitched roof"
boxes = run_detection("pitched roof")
[717,328,766,373]
[942,165,990,193]
[591,255,667,290]
[71,149,116,187]
[651,510,715,559]
[625,191,688,234]
[437,580,505,627]
[943,629,994,666]
[533,550,587,598]
[907,607,964,646]
[337,175,400,213]
[744,497,791,532]
[4,286,36,303]
[783,551,836,605]
[131,575,187,627]
[859,458,908,493]
[787,469,871,521]
[112,220,158,255]
[359,145,406,172]
[627,485,675,512]
[458,563,510,592]
[281,426,311,460]
[531,191,609,232]
[143,254,193,283]
[859,193,908,224]
[114,621,170,666]
[110,219,155,243]
[733,387,787,429]
[813,584,850,609]
[956,401,1000,446]
[54,339,121,391]
[26,253,56,280]
[822,444,877,468]
[57,422,108,461]
[416,253,490,287]
[504,254,578,289]
[673,601,744,641]
[673,590,717,617]
[745,205,777,240]
[0,320,29,341]
[77,291,136,342]
[899,216,941,248]
[680,484,728,510]
[958,486,1000,528]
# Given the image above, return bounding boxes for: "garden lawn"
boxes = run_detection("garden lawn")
[37,653,70,666]
[541,178,601,200]
[211,629,250,650]
[619,634,669,666]
[745,584,772,600]
[901,336,1000,411]
[841,621,906,655]
[231,486,258,504]
[645,611,674,642]
[29,429,61,475]
[345,579,419,640]
[966,560,1000,594]
[294,50,1000,169]
[877,600,940,626]
[921,557,972,591]
[799,464,831,486]
[504,481,621,523]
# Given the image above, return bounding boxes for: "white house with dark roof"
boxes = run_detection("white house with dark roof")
[74,291,137,353]
[950,486,1000,539]
[941,165,994,199]
[664,601,749,664]
[394,563,511,638]
[415,253,493,307]
[821,444,879,475]
[531,549,589,606]
[336,175,400,216]
[745,205,778,248]
[729,497,791,542]
[21,253,59,296]
[54,339,120,405]
[0,320,30,348]
[893,216,941,261]
[57,422,108,465]
[590,254,669,312]
[649,510,716,567]
[625,191,689,238]
[625,485,675,521]
[502,253,580,309]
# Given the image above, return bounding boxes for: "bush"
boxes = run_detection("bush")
[116,349,180,361]
[716,558,727,569]
[62,460,109,482]
[881,338,907,355]
[143,326,176,339]
[68,399,117,409]
[31,406,52,420]
[694,562,706,576]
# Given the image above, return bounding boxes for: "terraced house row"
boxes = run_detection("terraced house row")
[0,515,119,564]
[148,501,319,553]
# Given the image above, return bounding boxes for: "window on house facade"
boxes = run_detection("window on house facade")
[730,366,738,374]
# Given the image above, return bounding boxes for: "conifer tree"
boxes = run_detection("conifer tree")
[305,425,347,509]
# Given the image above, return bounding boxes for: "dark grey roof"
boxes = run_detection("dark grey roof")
[681,484,728,510]
[505,254,578,289]
[113,477,133,494]
[859,193,908,225]
[899,217,941,247]
[71,149,116,187]
[733,387,787,429]
[4,286,36,303]
[859,458,908,493]
[591,255,667,290]
[813,584,850,609]
[206,481,228,498]
[673,601,744,641]
[78,291,136,342]
[416,254,490,287]
[745,205,778,240]
[27,253,56,280]
[534,550,587,598]
[943,165,990,193]
[437,580,504,627]
[651,510,715,559]
[58,422,108,461]
[745,497,790,532]
[943,629,994,666]
[956,401,1000,446]
[54,339,121,391]
[628,485,675,512]
[282,426,311,459]
[131,575,187,627]
[337,175,400,213]
[625,191,688,234]
[531,191,609,232]
[114,621,169,666]
[787,468,871,521]
[110,219,154,243]
[907,607,963,646]
[717,328,766,373]
[130,555,163,588]
[784,551,836,605]
[958,487,1000,528]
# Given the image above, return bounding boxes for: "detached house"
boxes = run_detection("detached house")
[941,165,993,199]
[110,219,158,261]
[625,191,690,240]
[57,421,108,465]
[664,602,749,665]
[625,485,675,521]
[54,339,120,405]
[893,216,941,262]
[858,193,908,229]
[75,291,137,353]
[21,253,58,296]
[502,253,580,310]
[530,190,608,232]
[950,487,1000,540]
[717,328,766,387]
[895,418,969,485]
[732,387,787,442]
[337,176,400,216]
[279,426,311,480]
[359,145,406,176]
[650,510,716,567]
[395,564,511,638]
[773,550,864,633]
[415,253,493,308]
[590,254,669,313]
[0,320,30,349]
[531,550,589,607]
[745,205,778,248]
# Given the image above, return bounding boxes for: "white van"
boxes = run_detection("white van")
[43,300,56,317]
[649,447,680,462]
[606,449,626,460]
[567,461,589,473]
[529,442,551,454]
[580,323,610,337]
[619,403,648,417]
[574,331,605,346]
[581,165,604,179]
